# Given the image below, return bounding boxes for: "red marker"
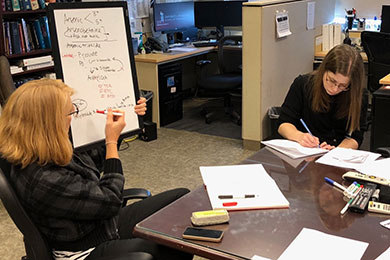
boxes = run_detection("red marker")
[96,110,123,116]
[222,202,237,207]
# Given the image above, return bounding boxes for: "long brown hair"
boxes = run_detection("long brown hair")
[310,44,364,133]
[0,79,75,168]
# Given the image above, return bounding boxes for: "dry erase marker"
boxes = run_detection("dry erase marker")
[324,177,348,193]
[218,194,256,199]
[96,110,123,116]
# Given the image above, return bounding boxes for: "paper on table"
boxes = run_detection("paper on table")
[200,164,289,211]
[356,158,390,180]
[169,47,198,52]
[262,139,328,159]
[265,147,307,168]
[316,147,381,170]
[376,247,390,260]
[277,228,368,260]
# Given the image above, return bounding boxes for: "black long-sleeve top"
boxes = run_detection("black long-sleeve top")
[277,74,366,147]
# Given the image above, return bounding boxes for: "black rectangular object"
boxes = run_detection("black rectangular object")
[158,63,183,126]
[371,87,390,152]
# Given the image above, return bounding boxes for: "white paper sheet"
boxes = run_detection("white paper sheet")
[306,2,315,30]
[262,139,328,159]
[376,247,390,260]
[276,11,292,38]
[316,147,381,170]
[278,228,368,260]
[200,164,289,211]
[356,158,390,180]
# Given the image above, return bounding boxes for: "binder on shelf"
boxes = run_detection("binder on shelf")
[322,24,330,51]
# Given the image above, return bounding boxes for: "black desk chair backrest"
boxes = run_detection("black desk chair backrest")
[0,56,16,107]
[0,158,154,260]
[0,160,53,260]
[361,31,390,93]
[196,35,242,124]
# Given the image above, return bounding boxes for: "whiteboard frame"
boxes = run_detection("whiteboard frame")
[47,2,143,152]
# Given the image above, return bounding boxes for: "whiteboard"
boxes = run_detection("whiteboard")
[48,2,141,151]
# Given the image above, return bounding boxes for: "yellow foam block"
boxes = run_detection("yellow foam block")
[191,209,229,226]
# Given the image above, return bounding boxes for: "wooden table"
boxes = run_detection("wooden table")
[134,148,389,260]
[379,73,390,85]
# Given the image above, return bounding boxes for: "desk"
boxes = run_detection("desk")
[134,47,215,127]
[379,73,390,85]
[134,148,389,260]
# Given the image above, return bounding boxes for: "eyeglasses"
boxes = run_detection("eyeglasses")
[67,103,79,117]
[325,72,350,91]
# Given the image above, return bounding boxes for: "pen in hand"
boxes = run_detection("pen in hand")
[299,118,319,148]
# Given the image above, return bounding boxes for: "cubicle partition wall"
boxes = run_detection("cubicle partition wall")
[242,0,335,150]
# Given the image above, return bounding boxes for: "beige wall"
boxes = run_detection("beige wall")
[335,0,390,18]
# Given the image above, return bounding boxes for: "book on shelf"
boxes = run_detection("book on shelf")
[33,19,46,49]
[29,0,39,10]
[37,0,45,9]
[4,0,13,11]
[17,22,26,53]
[9,21,22,54]
[11,0,20,11]
[22,0,32,10]
[25,60,54,70]
[20,18,32,52]
[10,65,23,74]
[39,16,51,49]
[17,55,52,66]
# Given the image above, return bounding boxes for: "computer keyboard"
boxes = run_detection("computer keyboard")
[192,40,218,47]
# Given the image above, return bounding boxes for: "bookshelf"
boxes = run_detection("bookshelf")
[0,1,54,85]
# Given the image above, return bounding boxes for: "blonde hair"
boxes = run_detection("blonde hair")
[0,79,75,168]
[310,44,364,133]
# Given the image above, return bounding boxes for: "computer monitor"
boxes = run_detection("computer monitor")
[153,2,194,32]
[381,5,390,33]
[194,0,247,37]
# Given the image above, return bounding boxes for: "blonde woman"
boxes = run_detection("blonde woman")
[278,44,367,150]
[0,79,192,260]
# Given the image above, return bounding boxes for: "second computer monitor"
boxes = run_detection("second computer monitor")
[381,5,390,33]
[153,2,194,32]
[194,0,247,36]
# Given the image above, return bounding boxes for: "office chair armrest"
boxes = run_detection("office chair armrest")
[196,60,212,67]
[122,188,152,207]
[376,147,390,158]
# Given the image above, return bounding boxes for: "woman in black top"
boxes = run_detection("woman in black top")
[278,44,366,150]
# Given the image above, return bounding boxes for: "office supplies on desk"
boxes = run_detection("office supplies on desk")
[199,164,289,211]
[356,158,390,180]
[316,147,381,170]
[324,177,349,194]
[277,228,368,260]
[342,171,390,186]
[191,209,229,226]
[261,139,327,159]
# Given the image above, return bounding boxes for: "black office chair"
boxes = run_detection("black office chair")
[0,159,153,260]
[195,35,242,125]
[0,56,16,107]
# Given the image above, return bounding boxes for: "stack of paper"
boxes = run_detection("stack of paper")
[262,139,328,159]
[200,164,289,211]
[315,147,381,170]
